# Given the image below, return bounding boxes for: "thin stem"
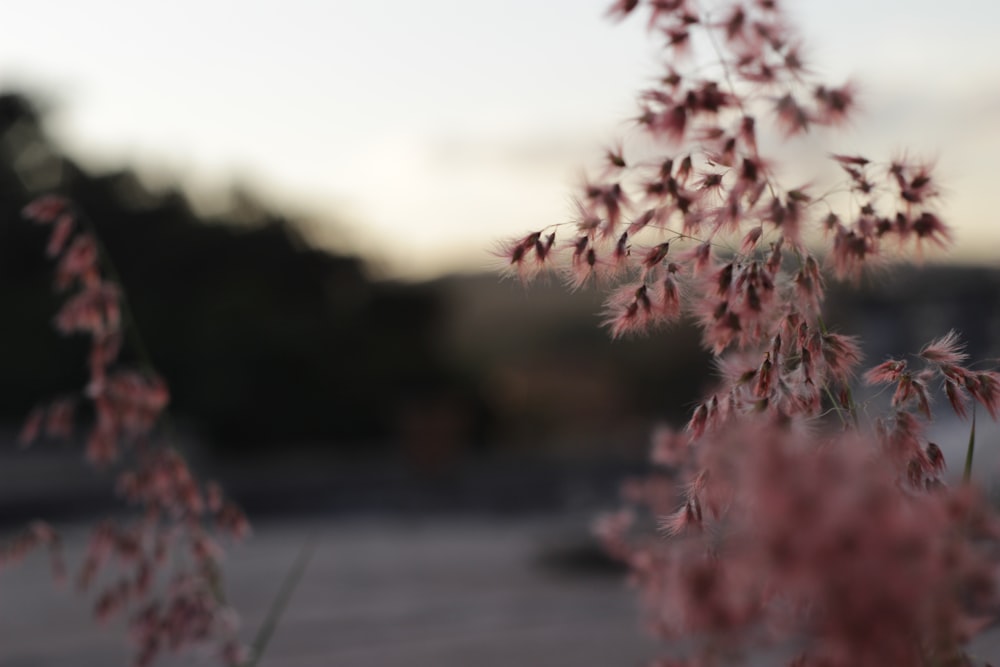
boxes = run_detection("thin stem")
[706,11,863,432]
[963,405,977,485]
[822,384,848,428]
[243,537,318,667]
[76,210,186,441]
[72,207,240,610]
[700,6,780,202]
[810,312,848,426]
[700,7,745,117]
[76,210,158,376]
[814,314,860,429]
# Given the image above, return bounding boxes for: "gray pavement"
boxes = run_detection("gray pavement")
[0,516,658,666]
[2,515,1000,666]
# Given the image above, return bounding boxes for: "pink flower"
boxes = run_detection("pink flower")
[814,82,856,125]
[606,0,640,21]
[910,211,952,252]
[567,235,600,290]
[18,406,44,447]
[650,425,688,467]
[919,329,968,366]
[740,226,763,253]
[641,241,671,271]
[653,270,682,320]
[945,380,969,419]
[775,93,811,136]
[55,235,100,290]
[44,397,76,439]
[46,213,76,258]
[660,499,702,535]
[22,195,69,223]
[820,333,862,383]
[968,371,1000,419]
[864,359,906,385]
[496,231,545,283]
[603,283,655,338]
[54,282,121,335]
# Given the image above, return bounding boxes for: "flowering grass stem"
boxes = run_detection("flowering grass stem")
[243,537,317,667]
[815,313,860,428]
[19,196,253,665]
[963,404,977,484]
[509,1,999,663]
[77,212,159,376]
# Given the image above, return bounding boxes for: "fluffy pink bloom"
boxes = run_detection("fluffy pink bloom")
[46,213,76,258]
[945,380,969,419]
[968,371,1000,419]
[831,153,869,168]
[497,231,545,282]
[593,509,635,560]
[609,418,1000,666]
[628,208,658,235]
[739,226,763,253]
[606,0,640,21]
[603,282,656,338]
[22,195,69,223]
[653,270,682,319]
[819,333,862,383]
[830,226,878,281]
[44,397,76,439]
[85,399,119,465]
[55,235,100,290]
[660,498,702,536]
[18,406,44,447]
[684,241,713,275]
[215,502,251,541]
[650,425,688,467]
[774,93,811,136]
[718,4,746,43]
[54,282,121,335]
[910,211,952,252]
[567,235,600,290]
[656,103,689,142]
[794,255,824,314]
[919,329,968,365]
[814,82,856,125]
[641,241,671,271]
[864,358,906,385]
[695,299,742,354]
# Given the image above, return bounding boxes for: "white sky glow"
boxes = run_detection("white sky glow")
[3,0,999,278]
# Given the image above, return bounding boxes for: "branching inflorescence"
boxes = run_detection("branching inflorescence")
[502,1,1000,665]
[17,195,249,667]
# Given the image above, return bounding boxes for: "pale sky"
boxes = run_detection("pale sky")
[3,0,999,279]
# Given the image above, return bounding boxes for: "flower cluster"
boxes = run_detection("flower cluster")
[16,195,249,667]
[598,421,999,667]
[501,0,949,349]
[502,1,1000,665]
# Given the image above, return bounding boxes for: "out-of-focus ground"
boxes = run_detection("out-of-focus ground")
[4,517,1000,666]
[0,516,659,667]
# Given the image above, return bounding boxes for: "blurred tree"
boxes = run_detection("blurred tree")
[0,91,475,455]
